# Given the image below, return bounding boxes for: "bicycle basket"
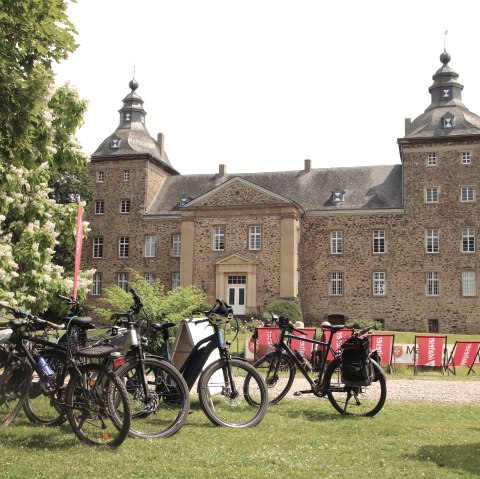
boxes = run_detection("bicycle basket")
[340,336,373,387]
[68,332,121,358]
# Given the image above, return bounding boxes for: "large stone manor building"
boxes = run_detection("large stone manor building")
[83,51,480,334]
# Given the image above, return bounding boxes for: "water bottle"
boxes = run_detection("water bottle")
[36,355,54,377]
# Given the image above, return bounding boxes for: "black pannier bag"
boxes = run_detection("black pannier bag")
[340,335,373,387]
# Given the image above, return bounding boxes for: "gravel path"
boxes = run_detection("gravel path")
[282,377,480,404]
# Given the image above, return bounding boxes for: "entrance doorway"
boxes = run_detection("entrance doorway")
[227,275,246,315]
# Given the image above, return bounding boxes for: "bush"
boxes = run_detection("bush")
[345,319,383,331]
[264,300,303,322]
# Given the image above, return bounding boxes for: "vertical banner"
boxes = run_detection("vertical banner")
[255,327,282,358]
[370,334,395,366]
[414,335,447,373]
[289,328,316,359]
[72,204,83,300]
[324,328,354,360]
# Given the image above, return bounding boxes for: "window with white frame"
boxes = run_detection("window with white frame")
[91,273,101,295]
[426,271,440,296]
[97,171,104,183]
[144,272,155,284]
[117,273,128,291]
[144,235,155,258]
[95,200,105,215]
[426,229,440,253]
[462,271,476,296]
[427,153,437,166]
[172,234,181,257]
[373,230,385,254]
[120,199,131,213]
[462,152,471,164]
[330,231,343,255]
[425,187,439,203]
[330,272,344,295]
[213,226,225,251]
[249,226,262,250]
[462,228,475,253]
[123,170,130,181]
[373,272,386,296]
[93,237,103,258]
[171,272,180,290]
[460,186,475,202]
[119,237,129,258]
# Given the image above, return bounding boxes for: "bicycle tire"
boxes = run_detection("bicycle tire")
[115,356,190,439]
[198,358,268,428]
[324,357,387,417]
[253,352,296,405]
[65,363,131,447]
[23,349,68,426]
[0,360,31,429]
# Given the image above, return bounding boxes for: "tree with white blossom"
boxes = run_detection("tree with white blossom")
[0,0,94,312]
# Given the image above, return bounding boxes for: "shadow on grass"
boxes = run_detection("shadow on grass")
[410,442,480,475]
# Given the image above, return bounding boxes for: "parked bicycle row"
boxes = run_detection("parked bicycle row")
[0,290,386,447]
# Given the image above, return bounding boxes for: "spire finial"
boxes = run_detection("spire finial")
[443,28,448,51]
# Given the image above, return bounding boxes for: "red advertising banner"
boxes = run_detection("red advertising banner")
[255,327,282,358]
[73,205,83,300]
[414,335,447,372]
[289,328,316,359]
[324,328,354,360]
[447,341,480,374]
[369,334,395,366]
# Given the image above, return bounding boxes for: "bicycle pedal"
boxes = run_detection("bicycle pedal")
[293,391,303,397]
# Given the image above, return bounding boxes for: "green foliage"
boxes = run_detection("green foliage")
[264,299,303,322]
[346,319,383,330]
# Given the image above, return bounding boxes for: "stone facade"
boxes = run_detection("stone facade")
[82,52,480,334]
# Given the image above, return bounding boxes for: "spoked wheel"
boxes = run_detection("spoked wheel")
[324,358,387,417]
[23,350,68,426]
[0,361,31,428]
[198,358,268,428]
[116,357,190,439]
[66,363,131,447]
[253,352,296,405]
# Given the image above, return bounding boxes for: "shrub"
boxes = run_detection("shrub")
[264,300,303,322]
[345,319,383,331]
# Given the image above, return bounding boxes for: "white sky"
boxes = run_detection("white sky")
[54,0,480,175]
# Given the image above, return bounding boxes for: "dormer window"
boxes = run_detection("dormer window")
[331,189,345,204]
[124,113,131,122]
[110,138,121,149]
[441,87,452,99]
[442,114,454,129]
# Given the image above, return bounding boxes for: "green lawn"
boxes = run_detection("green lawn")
[0,397,479,479]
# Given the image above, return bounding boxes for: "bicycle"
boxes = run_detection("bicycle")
[158,297,269,428]
[253,315,387,416]
[0,301,131,446]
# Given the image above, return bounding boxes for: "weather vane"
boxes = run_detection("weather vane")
[444,28,448,51]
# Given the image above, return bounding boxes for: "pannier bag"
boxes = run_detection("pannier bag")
[340,335,373,387]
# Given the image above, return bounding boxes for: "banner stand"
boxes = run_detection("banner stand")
[414,335,447,375]
[446,341,480,376]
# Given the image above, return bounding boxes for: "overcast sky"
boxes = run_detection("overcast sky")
[54,0,480,175]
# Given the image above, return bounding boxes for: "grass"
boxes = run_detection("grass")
[1,397,479,478]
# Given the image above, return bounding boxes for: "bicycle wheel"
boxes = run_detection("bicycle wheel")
[0,360,31,428]
[116,356,190,439]
[23,349,68,426]
[66,363,131,447]
[253,352,296,405]
[324,357,387,417]
[198,358,268,428]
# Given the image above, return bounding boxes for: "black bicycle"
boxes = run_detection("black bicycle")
[253,315,387,416]
[0,301,131,446]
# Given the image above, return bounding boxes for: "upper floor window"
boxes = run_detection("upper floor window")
[119,237,129,258]
[118,273,128,291]
[373,230,385,254]
[144,272,155,284]
[330,231,343,255]
[373,272,386,296]
[427,153,437,166]
[460,186,475,202]
[426,271,440,296]
[462,271,476,297]
[171,272,180,290]
[95,200,105,215]
[330,272,344,296]
[462,228,475,253]
[425,187,439,203]
[97,171,104,183]
[249,226,262,251]
[93,237,103,259]
[462,152,471,164]
[120,199,131,213]
[144,235,155,258]
[213,226,225,251]
[426,229,439,254]
[123,170,130,181]
[172,234,181,257]
[91,272,101,296]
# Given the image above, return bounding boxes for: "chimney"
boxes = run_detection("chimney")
[219,164,227,177]
[404,118,411,135]
[304,159,312,172]
[157,132,165,156]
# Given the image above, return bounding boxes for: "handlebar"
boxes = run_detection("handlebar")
[0,301,64,330]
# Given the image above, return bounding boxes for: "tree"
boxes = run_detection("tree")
[264,299,303,322]
[0,0,92,312]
